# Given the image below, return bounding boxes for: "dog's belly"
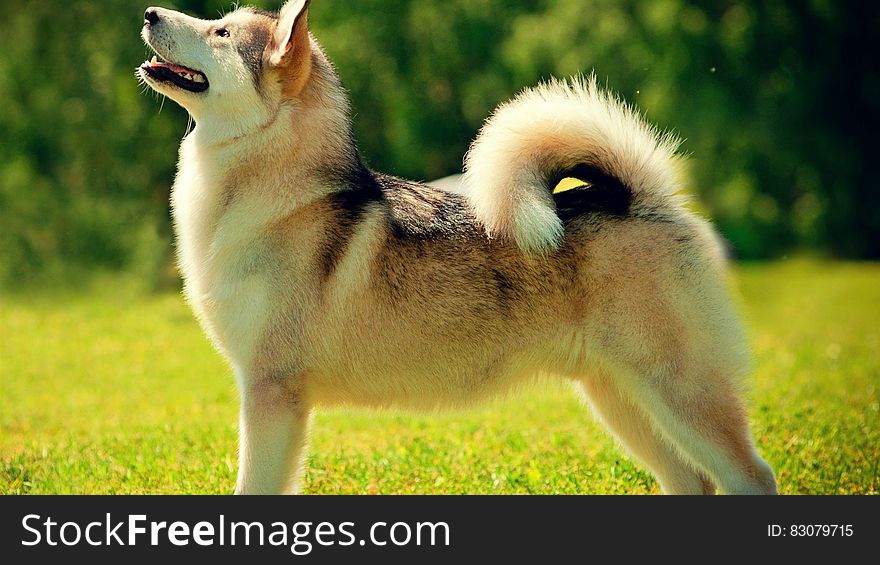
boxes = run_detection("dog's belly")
[304,306,556,409]
[308,349,537,410]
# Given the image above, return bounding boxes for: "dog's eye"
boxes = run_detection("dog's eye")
[215,28,230,38]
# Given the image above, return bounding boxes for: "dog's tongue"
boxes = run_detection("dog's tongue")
[148,55,191,75]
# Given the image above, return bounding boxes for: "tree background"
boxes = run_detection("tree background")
[1,0,877,289]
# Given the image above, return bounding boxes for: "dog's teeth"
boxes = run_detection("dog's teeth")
[151,55,158,66]
[193,75,204,83]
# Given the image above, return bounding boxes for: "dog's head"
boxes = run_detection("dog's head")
[138,1,315,139]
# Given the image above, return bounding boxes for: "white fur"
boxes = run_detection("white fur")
[463,76,682,254]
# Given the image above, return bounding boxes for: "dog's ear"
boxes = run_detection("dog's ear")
[269,0,312,91]
[270,0,310,66]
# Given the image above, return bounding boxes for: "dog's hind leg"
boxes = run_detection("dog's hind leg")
[577,370,715,494]
[595,280,778,495]
[234,372,312,495]
[616,365,777,495]
[583,223,777,494]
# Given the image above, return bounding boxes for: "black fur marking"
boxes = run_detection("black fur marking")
[491,268,519,313]
[550,164,632,222]
[344,171,484,305]
[318,159,383,282]
[633,205,679,225]
[376,175,478,241]
[318,152,479,294]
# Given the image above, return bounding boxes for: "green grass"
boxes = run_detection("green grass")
[1,261,878,494]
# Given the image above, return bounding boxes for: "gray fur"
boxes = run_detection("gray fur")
[234,14,276,87]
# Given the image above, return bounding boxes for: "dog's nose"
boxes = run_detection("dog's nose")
[144,8,160,26]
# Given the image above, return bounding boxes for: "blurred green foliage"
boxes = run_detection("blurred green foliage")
[0,0,877,288]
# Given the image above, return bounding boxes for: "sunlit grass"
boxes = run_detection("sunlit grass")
[1,261,877,494]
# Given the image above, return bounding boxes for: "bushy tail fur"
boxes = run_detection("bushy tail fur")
[462,75,682,253]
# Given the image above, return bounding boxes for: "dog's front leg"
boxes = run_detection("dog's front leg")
[234,372,311,495]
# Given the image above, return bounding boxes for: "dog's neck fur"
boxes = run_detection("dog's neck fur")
[188,42,364,201]
[171,37,376,331]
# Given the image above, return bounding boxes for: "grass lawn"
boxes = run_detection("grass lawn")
[1,261,878,494]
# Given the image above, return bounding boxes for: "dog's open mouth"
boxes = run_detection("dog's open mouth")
[141,56,209,93]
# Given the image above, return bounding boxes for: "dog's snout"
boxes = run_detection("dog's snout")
[144,8,160,26]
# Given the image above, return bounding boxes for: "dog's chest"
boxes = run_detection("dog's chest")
[172,142,278,365]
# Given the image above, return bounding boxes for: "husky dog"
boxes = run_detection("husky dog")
[138,0,777,495]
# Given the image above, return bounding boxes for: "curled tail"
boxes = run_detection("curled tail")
[462,75,682,254]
